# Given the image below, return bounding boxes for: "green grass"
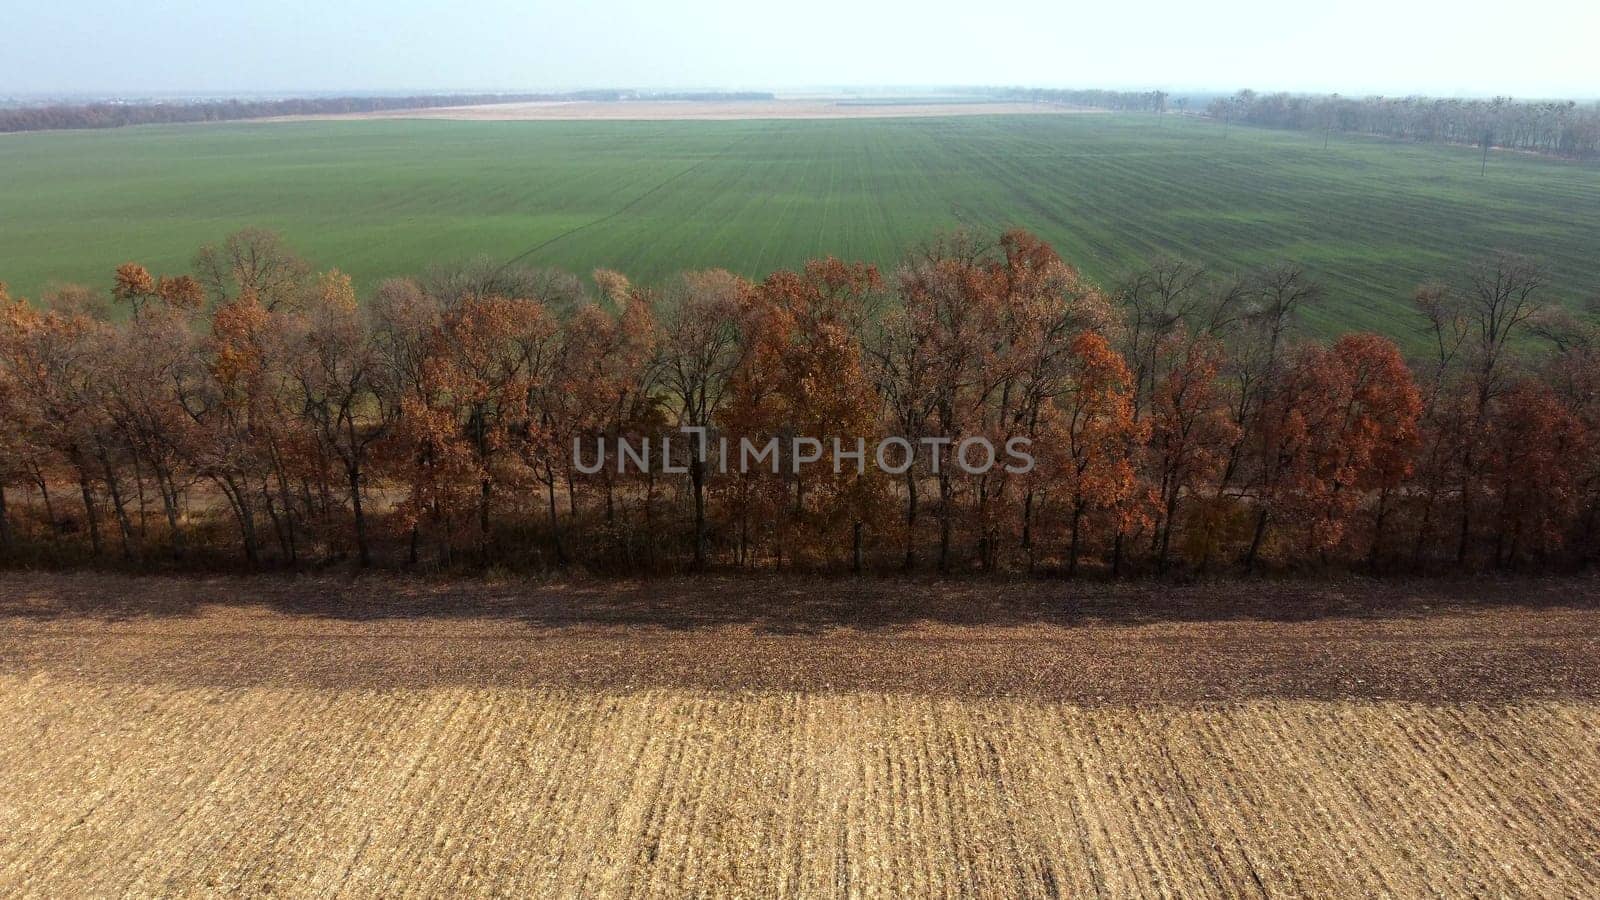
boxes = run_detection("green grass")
[2,114,1597,338]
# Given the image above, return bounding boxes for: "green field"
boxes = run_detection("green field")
[2,114,1597,337]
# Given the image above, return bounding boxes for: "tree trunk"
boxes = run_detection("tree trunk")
[1368,488,1390,573]
[266,446,298,563]
[975,475,992,572]
[434,500,452,568]
[131,453,149,537]
[1020,489,1035,550]
[261,486,292,562]
[155,466,185,560]
[737,501,748,568]
[1244,507,1269,573]
[1503,519,1522,570]
[1157,489,1179,572]
[479,477,493,562]
[1067,499,1085,577]
[1150,479,1170,556]
[852,520,863,575]
[937,472,952,574]
[99,452,136,562]
[78,470,102,557]
[0,483,11,552]
[1456,460,1475,565]
[1582,502,1599,569]
[546,472,567,567]
[689,458,706,571]
[349,465,371,567]
[217,477,259,566]
[644,469,656,568]
[35,473,56,533]
[902,470,918,571]
[1410,489,1437,570]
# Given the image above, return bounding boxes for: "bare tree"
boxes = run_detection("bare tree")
[420,258,586,313]
[194,228,312,311]
[657,270,744,571]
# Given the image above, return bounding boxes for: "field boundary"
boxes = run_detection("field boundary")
[3,572,1597,700]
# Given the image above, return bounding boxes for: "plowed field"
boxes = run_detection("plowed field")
[2,574,1597,897]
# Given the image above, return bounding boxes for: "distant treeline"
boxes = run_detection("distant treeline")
[990,87,1175,113]
[1207,91,1600,160]
[0,91,778,133]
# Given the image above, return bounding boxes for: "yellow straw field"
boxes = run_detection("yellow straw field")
[2,574,1598,897]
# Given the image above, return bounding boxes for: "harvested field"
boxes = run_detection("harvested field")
[2,574,1598,896]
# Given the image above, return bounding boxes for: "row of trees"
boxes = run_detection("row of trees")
[2,228,1596,575]
[0,91,776,133]
[1208,91,1600,160]
[989,88,1176,114]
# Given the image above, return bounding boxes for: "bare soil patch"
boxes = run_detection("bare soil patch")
[2,573,1596,701]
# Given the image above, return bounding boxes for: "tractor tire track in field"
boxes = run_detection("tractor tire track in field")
[494,128,762,274]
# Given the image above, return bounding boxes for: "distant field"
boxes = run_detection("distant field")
[2,114,1598,337]
[3,574,1599,896]
[275,97,1086,121]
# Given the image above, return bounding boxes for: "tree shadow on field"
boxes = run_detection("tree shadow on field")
[1,569,1597,634]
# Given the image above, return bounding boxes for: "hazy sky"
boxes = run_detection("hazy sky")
[5,0,1596,99]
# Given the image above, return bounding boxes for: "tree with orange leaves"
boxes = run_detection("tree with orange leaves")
[1538,308,1600,562]
[865,275,942,571]
[878,234,997,572]
[6,227,1600,577]
[420,294,556,560]
[1148,332,1238,570]
[112,263,157,313]
[545,302,620,557]
[1413,253,1549,564]
[1483,379,1583,567]
[981,230,1116,570]
[716,279,791,568]
[1038,331,1144,575]
[1300,334,1421,567]
[571,271,662,562]
[730,258,889,571]
[99,286,204,559]
[1238,333,1419,569]
[0,284,26,549]
[285,270,398,566]
[364,276,507,567]
[511,304,569,567]
[657,270,745,571]
[0,291,119,556]
[175,292,282,564]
